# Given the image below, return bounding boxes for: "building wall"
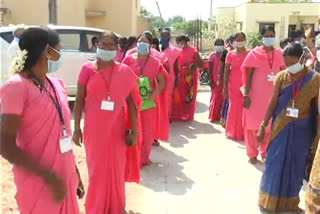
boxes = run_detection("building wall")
[0,0,141,36]
[1,0,48,25]
[57,0,86,26]
[216,2,320,45]
[86,0,139,36]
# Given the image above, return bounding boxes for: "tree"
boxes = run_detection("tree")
[167,16,186,26]
[247,32,262,48]
[48,0,57,24]
[140,6,152,18]
[216,17,237,39]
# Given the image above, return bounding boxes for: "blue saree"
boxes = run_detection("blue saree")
[259,71,319,213]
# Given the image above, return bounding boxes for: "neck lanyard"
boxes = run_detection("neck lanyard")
[99,65,115,99]
[139,55,150,76]
[291,73,306,107]
[265,49,275,70]
[44,77,65,128]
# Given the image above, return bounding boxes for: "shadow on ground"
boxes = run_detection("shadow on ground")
[169,120,221,148]
[140,146,194,196]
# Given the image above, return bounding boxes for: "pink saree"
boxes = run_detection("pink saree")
[78,62,138,214]
[0,74,79,214]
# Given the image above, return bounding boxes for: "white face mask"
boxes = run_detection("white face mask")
[263,37,276,47]
[215,46,224,53]
[317,50,320,60]
[177,44,185,50]
[287,55,305,74]
[234,41,246,48]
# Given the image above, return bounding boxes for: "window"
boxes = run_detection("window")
[259,23,275,35]
[0,32,13,44]
[288,25,296,38]
[85,31,102,53]
[56,30,81,51]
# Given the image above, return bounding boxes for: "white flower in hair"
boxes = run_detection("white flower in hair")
[9,49,28,73]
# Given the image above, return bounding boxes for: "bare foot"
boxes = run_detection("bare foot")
[249,158,258,165]
[153,140,160,147]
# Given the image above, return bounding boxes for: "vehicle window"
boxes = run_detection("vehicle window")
[85,31,102,53]
[56,30,81,51]
[0,32,14,44]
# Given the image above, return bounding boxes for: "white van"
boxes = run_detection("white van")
[0,25,107,97]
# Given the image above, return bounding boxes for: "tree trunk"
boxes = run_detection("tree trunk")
[48,0,57,24]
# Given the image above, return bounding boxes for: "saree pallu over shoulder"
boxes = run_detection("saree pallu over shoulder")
[259,71,319,213]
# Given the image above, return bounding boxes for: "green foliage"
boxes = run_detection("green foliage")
[216,17,237,39]
[140,7,152,18]
[167,16,186,26]
[247,32,262,48]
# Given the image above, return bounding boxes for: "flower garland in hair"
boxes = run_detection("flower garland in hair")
[9,49,28,73]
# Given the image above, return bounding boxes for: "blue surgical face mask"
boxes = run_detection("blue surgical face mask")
[48,53,63,73]
[262,37,276,47]
[96,48,117,61]
[137,42,150,55]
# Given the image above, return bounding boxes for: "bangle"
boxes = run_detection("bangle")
[128,129,138,135]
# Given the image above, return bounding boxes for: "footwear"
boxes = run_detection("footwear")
[153,140,160,147]
[248,157,258,165]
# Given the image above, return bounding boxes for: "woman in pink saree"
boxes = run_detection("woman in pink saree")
[241,26,286,164]
[224,33,250,140]
[0,28,79,214]
[123,34,167,167]
[73,32,139,214]
[208,38,225,122]
[172,35,203,121]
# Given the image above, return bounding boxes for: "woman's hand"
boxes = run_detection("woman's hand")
[126,131,138,146]
[243,96,251,109]
[42,170,66,202]
[257,126,266,142]
[72,129,83,147]
[148,91,158,101]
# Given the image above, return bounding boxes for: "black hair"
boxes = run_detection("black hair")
[128,36,137,47]
[99,31,119,45]
[261,25,275,36]
[19,27,52,70]
[214,38,224,46]
[152,37,160,51]
[176,35,190,43]
[138,33,152,44]
[119,37,128,44]
[282,42,304,58]
[234,32,246,40]
[143,31,153,40]
[280,38,292,49]
[91,36,98,45]
[226,35,235,44]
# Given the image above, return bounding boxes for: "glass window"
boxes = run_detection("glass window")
[85,31,102,53]
[57,30,81,51]
[0,32,14,44]
[259,23,275,35]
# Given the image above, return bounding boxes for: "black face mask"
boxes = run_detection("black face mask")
[160,38,170,50]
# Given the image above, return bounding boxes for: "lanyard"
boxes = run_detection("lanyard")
[291,73,305,107]
[44,77,65,128]
[139,56,150,76]
[99,65,115,99]
[265,49,275,70]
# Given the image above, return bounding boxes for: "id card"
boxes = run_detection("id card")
[240,86,245,96]
[60,136,73,153]
[286,107,299,118]
[101,100,115,111]
[267,73,276,82]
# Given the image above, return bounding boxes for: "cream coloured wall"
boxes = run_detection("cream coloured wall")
[1,0,48,25]
[217,2,320,45]
[1,0,140,36]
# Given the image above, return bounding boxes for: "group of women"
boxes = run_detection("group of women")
[0,27,202,214]
[209,25,320,213]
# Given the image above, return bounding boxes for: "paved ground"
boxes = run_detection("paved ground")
[0,87,306,214]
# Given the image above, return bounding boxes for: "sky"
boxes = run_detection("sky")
[140,0,320,20]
